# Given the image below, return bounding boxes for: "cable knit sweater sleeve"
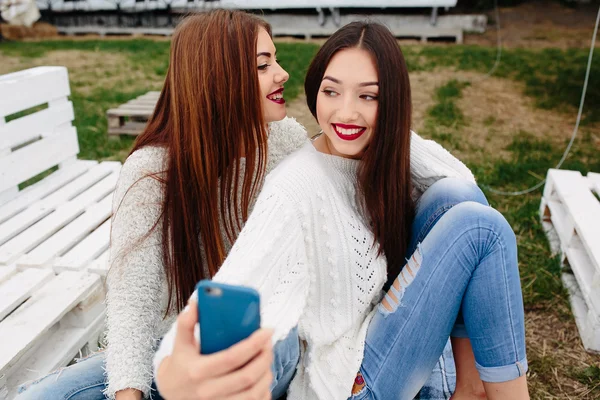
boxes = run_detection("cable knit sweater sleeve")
[153,186,310,373]
[410,130,476,197]
[105,147,168,400]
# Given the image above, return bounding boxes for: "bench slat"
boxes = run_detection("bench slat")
[0,163,118,250]
[0,101,75,153]
[0,127,79,194]
[106,108,155,117]
[0,268,54,321]
[0,172,119,265]
[549,170,600,272]
[0,271,101,375]
[18,195,113,269]
[54,219,111,272]
[0,160,97,225]
[589,172,600,195]
[0,265,16,285]
[87,250,110,277]
[0,67,71,119]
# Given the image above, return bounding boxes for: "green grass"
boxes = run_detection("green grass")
[401,45,600,123]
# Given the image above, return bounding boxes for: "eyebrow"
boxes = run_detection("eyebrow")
[257,52,273,57]
[323,76,379,87]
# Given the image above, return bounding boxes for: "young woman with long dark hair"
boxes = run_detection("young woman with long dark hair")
[155,21,529,400]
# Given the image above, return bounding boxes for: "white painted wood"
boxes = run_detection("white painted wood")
[0,271,101,376]
[54,219,110,272]
[17,195,113,269]
[0,172,119,265]
[545,199,574,251]
[0,101,74,152]
[589,172,600,195]
[547,169,600,273]
[0,126,79,194]
[562,273,600,353]
[566,244,600,316]
[0,67,70,119]
[0,187,18,207]
[5,311,106,400]
[87,250,110,277]
[0,265,17,285]
[0,268,54,321]
[0,160,97,225]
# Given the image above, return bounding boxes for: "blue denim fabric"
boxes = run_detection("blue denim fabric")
[14,351,165,400]
[351,178,527,400]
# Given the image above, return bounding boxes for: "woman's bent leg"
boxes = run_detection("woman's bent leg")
[359,201,527,400]
[410,178,488,400]
[15,352,107,400]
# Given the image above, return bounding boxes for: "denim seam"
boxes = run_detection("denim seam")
[369,224,510,384]
[417,204,456,245]
[497,234,521,364]
[64,379,106,399]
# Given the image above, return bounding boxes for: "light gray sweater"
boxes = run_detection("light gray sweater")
[104,117,475,399]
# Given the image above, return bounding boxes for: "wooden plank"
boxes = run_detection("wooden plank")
[4,310,106,400]
[0,126,79,194]
[0,172,119,265]
[565,243,600,316]
[0,101,74,152]
[54,219,111,272]
[0,160,97,225]
[545,199,574,251]
[0,187,18,207]
[108,122,148,136]
[562,273,600,353]
[547,169,600,273]
[0,162,114,247]
[114,104,155,111]
[589,172,600,195]
[0,271,101,375]
[0,265,17,285]
[0,67,71,119]
[106,108,154,117]
[17,195,113,269]
[0,269,54,321]
[87,249,110,277]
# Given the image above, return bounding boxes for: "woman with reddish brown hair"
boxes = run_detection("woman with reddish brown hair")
[155,21,529,400]
[15,10,307,400]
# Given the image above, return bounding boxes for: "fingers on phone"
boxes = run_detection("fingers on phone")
[195,328,272,381]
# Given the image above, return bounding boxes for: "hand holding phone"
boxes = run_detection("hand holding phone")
[196,280,261,355]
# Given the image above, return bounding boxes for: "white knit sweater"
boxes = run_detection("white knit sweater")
[153,141,476,400]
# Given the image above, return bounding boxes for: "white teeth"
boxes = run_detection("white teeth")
[268,92,283,100]
[335,126,363,135]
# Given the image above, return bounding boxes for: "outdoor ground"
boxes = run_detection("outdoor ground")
[1,0,599,397]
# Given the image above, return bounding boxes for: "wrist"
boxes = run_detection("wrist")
[115,388,143,400]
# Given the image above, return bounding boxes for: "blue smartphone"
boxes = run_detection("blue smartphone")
[196,280,261,355]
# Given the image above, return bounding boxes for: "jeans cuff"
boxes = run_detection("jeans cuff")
[475,357,528,383]
[450,324,468,338]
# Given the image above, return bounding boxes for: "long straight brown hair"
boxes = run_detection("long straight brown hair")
[128,11,271,312]
[304,21,414,280]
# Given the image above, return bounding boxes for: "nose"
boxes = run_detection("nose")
[274,63,289,85]
[337,96,359,122]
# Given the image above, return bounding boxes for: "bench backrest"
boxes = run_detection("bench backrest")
[0,66,79,205]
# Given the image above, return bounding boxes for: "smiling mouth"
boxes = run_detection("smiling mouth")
[332,123,367,141]
[267,88,285,104]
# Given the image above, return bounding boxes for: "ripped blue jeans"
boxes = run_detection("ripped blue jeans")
[351,178,528,399]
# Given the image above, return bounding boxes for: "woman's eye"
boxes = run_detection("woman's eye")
[361,94,378,101]
[258,64,270,71]
[321,89,338,97]
[275,58,282,65]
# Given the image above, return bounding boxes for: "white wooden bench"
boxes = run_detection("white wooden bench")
[540,169,600,353]
[0,66,120,398]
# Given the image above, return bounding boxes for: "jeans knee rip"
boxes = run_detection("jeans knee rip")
[379,244,423,317]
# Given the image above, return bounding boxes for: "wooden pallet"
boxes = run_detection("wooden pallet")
[540,169,600,353]
[0,66,119,398]
[106,91,159,137]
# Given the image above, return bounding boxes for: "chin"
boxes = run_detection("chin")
[266,111,287,123]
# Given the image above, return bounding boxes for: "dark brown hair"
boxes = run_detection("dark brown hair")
[304,21,414,280]
[129,11,271,312]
